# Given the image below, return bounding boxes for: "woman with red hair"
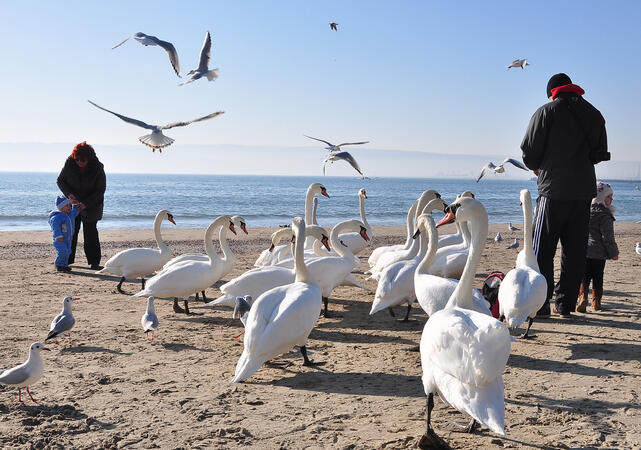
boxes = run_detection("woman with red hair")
[56,142,106,270]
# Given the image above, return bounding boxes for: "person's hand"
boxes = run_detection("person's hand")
[612,255,619,261]
[76,202,86,211]
[533,170,540,176]
[56,237,63,242]
[68,194,78,203]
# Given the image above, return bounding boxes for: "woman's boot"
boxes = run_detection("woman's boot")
[576,283,589,313]
[591,288,603,311]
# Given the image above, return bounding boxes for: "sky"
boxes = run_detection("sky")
[1,1,640,178]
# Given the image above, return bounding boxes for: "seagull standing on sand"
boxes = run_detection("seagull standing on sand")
[495,232,503,242]
[329,22,338,31]
[304,135,369,152]
[508,222,519,232]
[141,297,159,341]
[507,59,530,70]
[323,151,365,178]
[88,100,224,152]
[45,296,79,345]
[477,158,528,182]
[507,238,520,250]
[0,342,49,403]
[112,32,181,77]
[636,242,641,255]
[180,31,219,86]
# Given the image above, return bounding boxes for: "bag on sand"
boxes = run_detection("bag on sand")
[482,272,504,319]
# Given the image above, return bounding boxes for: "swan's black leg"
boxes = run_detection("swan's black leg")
[388,308,396,318]
[321,297,330,317]
[418,393,452,449]
[141,278,146,290]
[521,317,535,339]
[116,277,126,294]
[184,300,190,315]
[195,292,200,302]
[301,346,321,366]
[173,298,185,314]
[401,303,412,322]
[201,291,207,303]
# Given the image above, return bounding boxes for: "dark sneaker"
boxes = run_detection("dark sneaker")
[536,303,551,318]
[553,305,572,318]
[90,264,103,270]
[55,265,71,272]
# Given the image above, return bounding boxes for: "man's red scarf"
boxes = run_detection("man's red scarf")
[550,84,585,99]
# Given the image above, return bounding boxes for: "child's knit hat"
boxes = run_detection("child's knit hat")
[56,195,71,211]
[593,181,615,214]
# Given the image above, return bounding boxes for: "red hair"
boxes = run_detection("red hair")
[71,141,96,161]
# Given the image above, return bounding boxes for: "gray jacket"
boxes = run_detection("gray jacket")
[586,203,618,260]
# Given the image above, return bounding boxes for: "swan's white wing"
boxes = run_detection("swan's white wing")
[499,268,547,327]
[500,158,527,171]
[161,111,224,130]
[88,100,155,130]
[304,135,333,147]
[197,31,212,72]
[154,38,181,77]
[336,141,369,147]
[333,151,364,177]
[423,308,510,388]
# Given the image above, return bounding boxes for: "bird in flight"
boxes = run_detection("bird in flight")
[507,59,530,70]
[323,151,365,178]
[476,158,528,182]
[304,135,369,152]
[88,100,224,152]
[180,31,219,86]
[329,22,338,31]
[112,32,181,78]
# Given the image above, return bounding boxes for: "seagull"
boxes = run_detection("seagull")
[45,296,79,345]
[304,135,369,152]
[495,232,503,242]
[141,296,159,341]
[508,222,519,232]
[88,100,224,152]
[636,242,641,255]
[180,31,219,86]
[507,238,520,249]
[233,296,252,327]
[112,32,181,77]
[323,151,364,178]
[507,59,530,70]
[0,342,49,403]
[329,22,338,31]
[477,158,528,182]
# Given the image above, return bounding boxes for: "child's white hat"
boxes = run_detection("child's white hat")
[56,195,71,211]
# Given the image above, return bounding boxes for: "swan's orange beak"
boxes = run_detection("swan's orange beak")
[229,222,237,235]
[359,227,370,241]
[436,209,455,228]
[268,243,275,252]
[167,214,176,225]
[321,236,331,251]
[321,187,330,198]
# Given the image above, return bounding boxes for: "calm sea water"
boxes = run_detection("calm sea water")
[1,172,640,231]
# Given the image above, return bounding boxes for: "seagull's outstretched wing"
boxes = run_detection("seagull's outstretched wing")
[160,111,224,130]
[336,141,369,148]
[153,38,181,77]
[304,135,333,147]
[112,33,140,49]
[476,162,496,182]
[500,158,528,171]
[198,31,212,72]
[334,151,364,177]
[88,100,155,130]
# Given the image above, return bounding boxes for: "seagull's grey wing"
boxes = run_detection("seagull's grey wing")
[112,33,136,49]
[88,101,155,130]
[142,313,158,331]
[476,162,495,182]
[51,314,75,335]
[501,158,528,171]
[160,111,224,130]
[197,31,212,72]
[336,141,369,147]
[0,364,29,385]
[304,135,333,147]
[155,39,181,77]
[335,151,364,177]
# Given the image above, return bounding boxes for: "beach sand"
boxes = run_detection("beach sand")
[0,222,640,449]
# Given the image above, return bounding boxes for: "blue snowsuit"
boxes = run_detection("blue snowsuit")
[48,206,80,267]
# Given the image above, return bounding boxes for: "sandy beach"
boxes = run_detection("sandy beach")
[0,222,640,449]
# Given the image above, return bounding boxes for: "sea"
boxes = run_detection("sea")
[1,172,640,232]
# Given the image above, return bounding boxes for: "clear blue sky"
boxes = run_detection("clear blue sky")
[1,1,640,175]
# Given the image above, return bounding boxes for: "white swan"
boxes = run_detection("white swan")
[370,198,447,321]
[132,215,235,314]
[338,189,372,255]
[254,227,293,267]
[304,182,330,251]
[207,225,331,307]
[418,197,511,447]
[436,191,474,250]
[98,210,176,293]
[498,189,547,338]
[427,220,470,279]
[414,215,489,317]
[367,190,441,280]
[367,199,417,268]
[232,217,322,382]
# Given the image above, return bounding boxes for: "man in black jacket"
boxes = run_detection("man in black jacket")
[521,73,609,317]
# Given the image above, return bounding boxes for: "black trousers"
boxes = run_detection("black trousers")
[533,196,591,313]
[583,258,606,291]
[69,215,101,266]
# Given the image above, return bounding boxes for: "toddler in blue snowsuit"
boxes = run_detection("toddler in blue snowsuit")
[48,195,80,272]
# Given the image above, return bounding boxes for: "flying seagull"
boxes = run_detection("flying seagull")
[112,32,181,77]
[507,59,530,70]
[476,158,528,182]
[304,135,369,152]
[329,22,338,31]
[323,151,364,178]
[88,100,224,152]
[180,31,219,86]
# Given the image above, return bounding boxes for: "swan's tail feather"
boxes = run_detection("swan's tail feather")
[205,294,235,307]
[232,352,265,383]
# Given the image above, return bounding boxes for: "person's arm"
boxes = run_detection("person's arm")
[56,164,74,198]
[600,215,619,259]
[51,216,64,242]
[81,167,106,208]
[520,107,549,171]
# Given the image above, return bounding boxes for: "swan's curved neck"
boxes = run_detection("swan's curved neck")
[304,186,316,225]
[218,224,234,264]
[204,218,225,261]
[294,226,313,283]
[359,195,369,230]
[330,222,357,259]
[521,195,537,268]
[460,221,471,245]
[446,209,488,309]
[153,213,169,252]
[403,200,419,248]
[417,219,438,275]
[311,198,319,226]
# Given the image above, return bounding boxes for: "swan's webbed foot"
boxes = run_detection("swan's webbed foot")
[321,297,330,317]
[388,308,396,318]
[520,317,535,339]
[116,277,126,294]
[406,345,420,352]
[444,419,479,434]
[300,346,323,366]
[173,298,186,314]
[418,429,452,449]
[201,291,208,303]
[401,303,412,322]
